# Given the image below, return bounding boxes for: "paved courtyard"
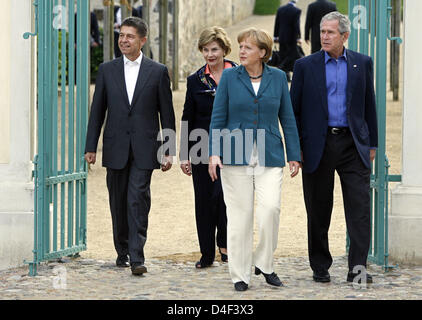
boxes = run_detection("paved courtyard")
[1,256,421,300]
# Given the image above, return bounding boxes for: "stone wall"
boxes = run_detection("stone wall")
[90,0,255,80]
[177,0,255,78]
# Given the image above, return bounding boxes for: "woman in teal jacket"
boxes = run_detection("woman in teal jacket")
[208,28,301,292]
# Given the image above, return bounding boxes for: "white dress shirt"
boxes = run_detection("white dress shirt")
[123,52,143,105]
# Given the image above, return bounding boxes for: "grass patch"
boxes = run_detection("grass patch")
[333,0,348,15]
[254,0,281,15]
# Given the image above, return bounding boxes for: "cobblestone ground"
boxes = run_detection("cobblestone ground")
[1,256,421,300]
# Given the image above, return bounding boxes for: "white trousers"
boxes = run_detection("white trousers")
[221,164,283,284]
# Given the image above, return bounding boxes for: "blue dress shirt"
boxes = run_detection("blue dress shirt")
[325,48,348,127]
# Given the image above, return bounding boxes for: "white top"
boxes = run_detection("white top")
[115,8,122,32]
[123,52,143,105]
[252,81,261,95]
[249,81,261,167]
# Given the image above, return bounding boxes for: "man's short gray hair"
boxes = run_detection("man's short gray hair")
[320,11,351,34]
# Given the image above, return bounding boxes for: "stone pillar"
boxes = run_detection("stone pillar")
[0,0,34,270]
[389,0,422,265]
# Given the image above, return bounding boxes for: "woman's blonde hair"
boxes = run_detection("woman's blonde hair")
[198,26,232,56]
[237,28,273,63]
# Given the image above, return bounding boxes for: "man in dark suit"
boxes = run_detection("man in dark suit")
[273,0,302,79]
[85,17,175,276]
[290,12,378,284]
[304,0,337,53]
[90,11,101,47]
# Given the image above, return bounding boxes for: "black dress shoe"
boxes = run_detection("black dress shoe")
[116,255,129,268]
[131,263,147,275]
[347,271,373,284]
[234,281,248,291]
[195,260,212,269]
[313,271,331,283]
[255,267,283,287]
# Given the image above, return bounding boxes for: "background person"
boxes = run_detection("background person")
[208,28,301,291]
[180,26,237,269]
[304,0,337,53]
[273,0,302,81]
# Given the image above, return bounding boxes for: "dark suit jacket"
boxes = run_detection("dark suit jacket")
[304,0,337,53]
[85,56,176,170]
[180,61,236,161]
[290,49,378,173]
[274,2,301,46]
[91,12,100,44]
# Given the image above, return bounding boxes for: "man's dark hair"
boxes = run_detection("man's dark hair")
[121,16,148,38]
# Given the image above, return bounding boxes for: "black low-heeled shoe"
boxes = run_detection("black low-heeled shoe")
[234,281,248,291]
[255,267,283,287]
[219,248,228,262]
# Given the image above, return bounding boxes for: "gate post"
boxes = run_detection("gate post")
[0,0,34,271]
[389,0,422,265]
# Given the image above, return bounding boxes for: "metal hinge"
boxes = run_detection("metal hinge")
[23,0,39,39]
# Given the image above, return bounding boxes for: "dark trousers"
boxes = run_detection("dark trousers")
[192,164,227,265]
[279,43,300,73]
[106,150,153,265]
[114,31,122,58]
[302,129,371,273]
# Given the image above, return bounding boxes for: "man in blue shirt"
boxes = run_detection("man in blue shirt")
[290,12,378,285]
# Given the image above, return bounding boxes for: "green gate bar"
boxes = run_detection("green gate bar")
[347,0,402,270]
[60,0,67,251]
[26,0,89,276]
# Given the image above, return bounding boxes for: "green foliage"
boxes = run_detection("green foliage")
[57,29,104,86]
[58,30,68,87]
[254,0,281,15]
[90,38,103,84]
[333,0,348,15]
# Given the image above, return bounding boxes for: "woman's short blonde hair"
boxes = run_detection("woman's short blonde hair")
[237,28,273,63]
[198,26,232,56]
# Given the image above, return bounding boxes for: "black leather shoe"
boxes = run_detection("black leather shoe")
[195,261,212,269]
[347,271,373,284]
[313,271,331,283]
[234,281,248,291]
[255,267,283,287]
[116,255,129,268]
[131,263,147,275]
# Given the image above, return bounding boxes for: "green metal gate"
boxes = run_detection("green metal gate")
[347,0,402,270]
[24,0,90,276]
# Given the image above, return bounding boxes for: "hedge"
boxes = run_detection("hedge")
[254,0,281,15]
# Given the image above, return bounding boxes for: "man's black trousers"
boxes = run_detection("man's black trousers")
[302,129,371,273]
[106,150,153,265]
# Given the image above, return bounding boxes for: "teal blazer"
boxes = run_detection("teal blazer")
[209,64,301,167]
